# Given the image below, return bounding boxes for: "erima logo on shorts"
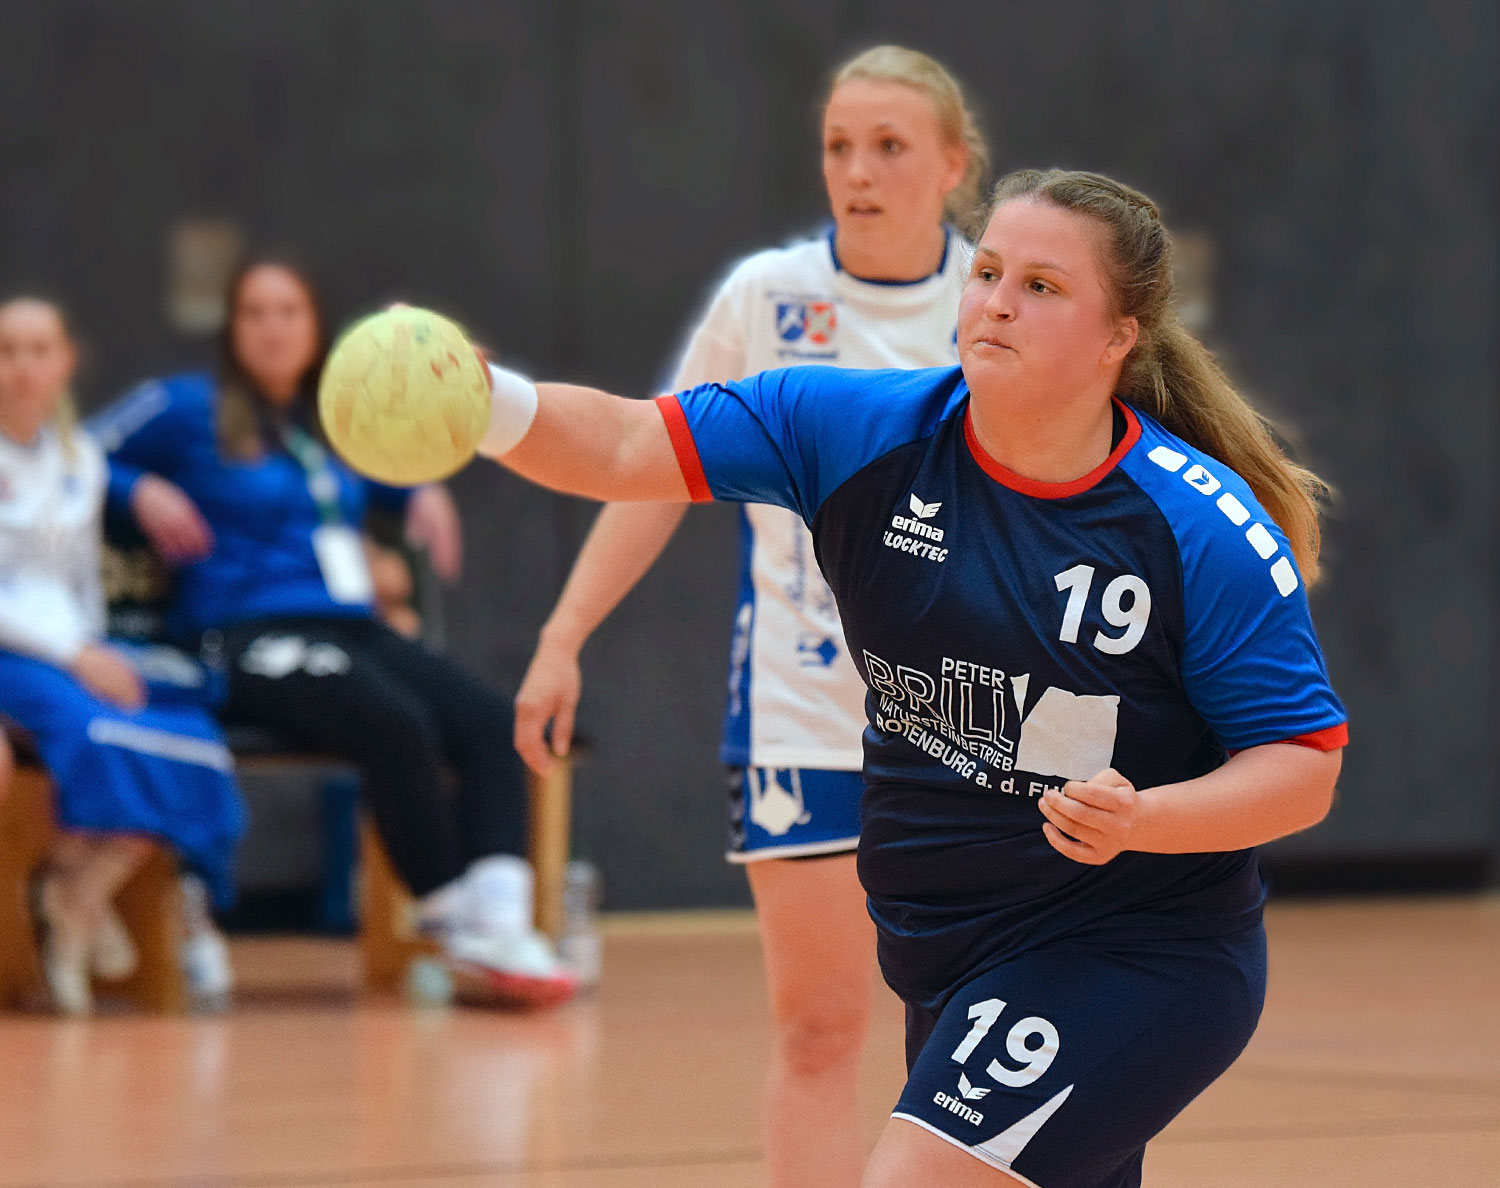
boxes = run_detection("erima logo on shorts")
[884,493,949,563]
[933,1088,984,1125]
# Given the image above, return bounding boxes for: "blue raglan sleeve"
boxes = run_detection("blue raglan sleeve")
[1175,488,1347,753]
[656,365,950,524]
[88,376,210,513]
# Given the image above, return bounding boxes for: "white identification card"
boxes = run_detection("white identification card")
[311,525,375,605]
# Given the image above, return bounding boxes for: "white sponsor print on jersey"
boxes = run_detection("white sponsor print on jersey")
[885,491,950,563]
[958,1072,991,1101]
[1013,687,1121,782]
[863,649,1120,794]
[1147,445,1300,596]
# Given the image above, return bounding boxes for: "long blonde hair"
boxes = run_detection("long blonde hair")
[987,169,1329,583]
[829,46,990,229]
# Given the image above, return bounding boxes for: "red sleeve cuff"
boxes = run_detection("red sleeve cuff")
[655,395,712,503]
[1282,722,1348,751]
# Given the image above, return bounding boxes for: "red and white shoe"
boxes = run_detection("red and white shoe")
[445,928,579,1009]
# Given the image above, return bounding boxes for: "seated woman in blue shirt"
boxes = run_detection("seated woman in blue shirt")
[93,258,574,1008]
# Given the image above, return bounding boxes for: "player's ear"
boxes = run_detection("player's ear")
[940,142,968,198]
[1102,316,1138,368]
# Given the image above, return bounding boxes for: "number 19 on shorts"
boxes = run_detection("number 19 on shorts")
[951,997,1060,1087]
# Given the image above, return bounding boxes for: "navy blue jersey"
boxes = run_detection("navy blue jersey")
[659,365,1346,1010]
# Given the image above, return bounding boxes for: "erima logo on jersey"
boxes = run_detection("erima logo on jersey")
[958,1073,990,1101]
[885,493,949,562]
[1146,446,1299,597]
[933,1089,984,1125]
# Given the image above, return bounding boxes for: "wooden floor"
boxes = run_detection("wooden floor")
[1,897,1497,1187]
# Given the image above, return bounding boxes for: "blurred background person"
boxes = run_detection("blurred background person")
[92,257,576,1007]
[514,46,987,1185]
[0,296,245,1016]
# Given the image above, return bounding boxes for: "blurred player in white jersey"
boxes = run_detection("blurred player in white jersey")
[515,46,989,1187]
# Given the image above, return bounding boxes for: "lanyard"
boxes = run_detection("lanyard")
[280,426,344,526]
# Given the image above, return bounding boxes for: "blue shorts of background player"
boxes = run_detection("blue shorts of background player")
[894,926,1267,1187]
[724,766,864,862]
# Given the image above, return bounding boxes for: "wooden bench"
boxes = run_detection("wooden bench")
[0,750,185,1012]
[0,731,576,1010]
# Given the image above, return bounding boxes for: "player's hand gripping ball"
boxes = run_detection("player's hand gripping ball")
[318,307,491,485]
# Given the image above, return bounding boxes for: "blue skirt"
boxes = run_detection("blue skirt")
[0,649,246,909]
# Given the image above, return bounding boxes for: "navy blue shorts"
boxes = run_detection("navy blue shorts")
[725,766,863,861]
[893,926,1266,1188]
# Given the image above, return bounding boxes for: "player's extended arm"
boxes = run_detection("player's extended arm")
[1038,742,1342,865]
[514,500,689,772]
[485,376,690,503]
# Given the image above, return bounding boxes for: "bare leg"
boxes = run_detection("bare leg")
[38,833,150,1013]
[49,833,153,926]
[863,1117,1031,1188]
[747,853,877,1188]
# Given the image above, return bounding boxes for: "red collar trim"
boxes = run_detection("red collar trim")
[963,399,1141,499]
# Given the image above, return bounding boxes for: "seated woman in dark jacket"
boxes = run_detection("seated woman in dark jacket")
[92,258,574,1008]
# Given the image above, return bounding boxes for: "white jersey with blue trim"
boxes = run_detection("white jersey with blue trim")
[669,229,969,770]
[0,425,106,665]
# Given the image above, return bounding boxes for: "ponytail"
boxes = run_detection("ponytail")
[1135,323,1325,582]
[989,169,1328,582]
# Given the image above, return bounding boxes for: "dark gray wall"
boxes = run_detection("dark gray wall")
[3,0,1496,907]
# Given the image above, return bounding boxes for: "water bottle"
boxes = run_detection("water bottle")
[404,955,455,1007]
[557,860,603,990]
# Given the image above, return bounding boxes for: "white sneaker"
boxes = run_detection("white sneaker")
[180,929,233,1013]
[34,876,93,1016]
[90,907,139,982]
[445,927,578,1009]
[414,876,470,941]
[461,855,533,938]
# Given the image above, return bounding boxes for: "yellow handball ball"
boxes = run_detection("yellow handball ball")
[318,306,491,485]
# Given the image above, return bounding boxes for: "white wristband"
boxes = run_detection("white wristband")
[478,362,540,458]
